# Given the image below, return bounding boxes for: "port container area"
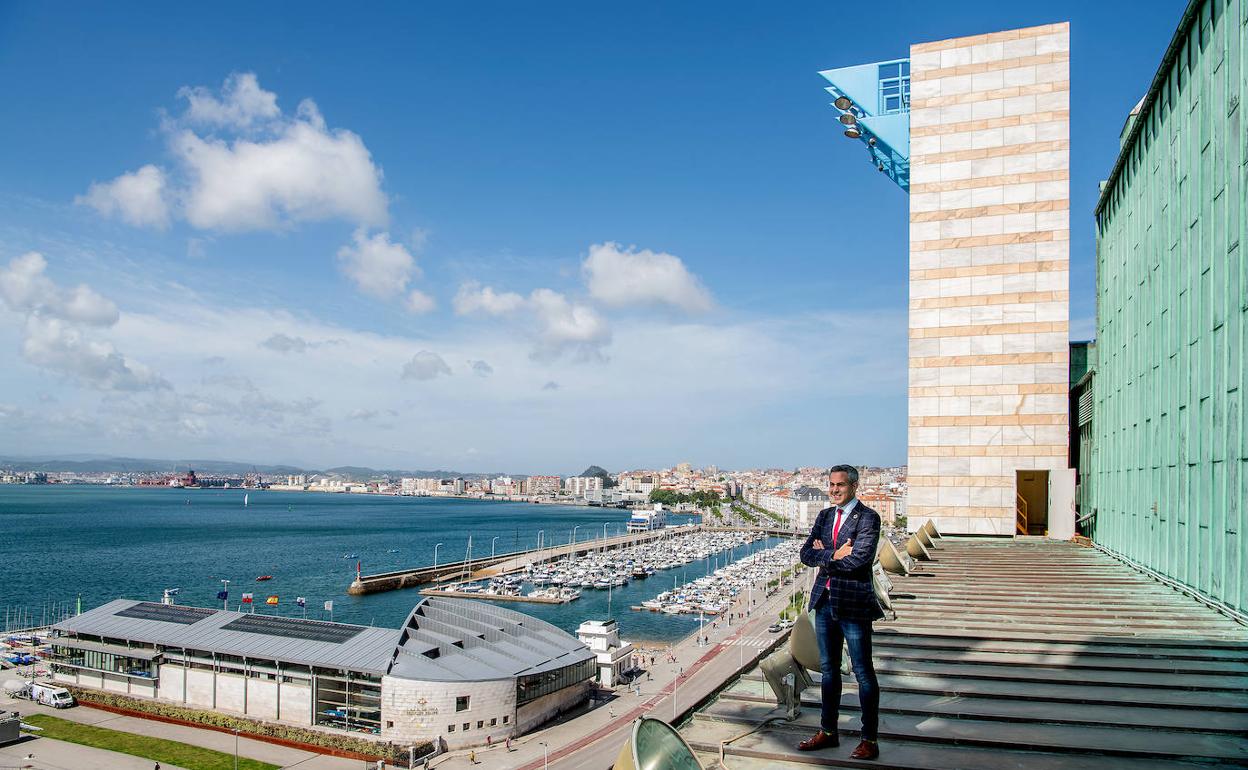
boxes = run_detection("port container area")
[46,596,594,751]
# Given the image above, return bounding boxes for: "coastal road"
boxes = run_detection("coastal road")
[429,574,801,770]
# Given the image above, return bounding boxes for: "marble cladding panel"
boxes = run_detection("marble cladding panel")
[908,23,1070,534]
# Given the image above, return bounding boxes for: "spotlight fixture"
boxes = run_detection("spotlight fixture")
[844,126,861,139]
[838,112,857,126]
[833,95,853,110]
[868,137,877,146]
[878,163,885,172]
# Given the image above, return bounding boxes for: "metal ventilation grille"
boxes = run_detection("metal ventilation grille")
[221,615,364,644]
[114,602,215,625]
[1077,386,1094,427]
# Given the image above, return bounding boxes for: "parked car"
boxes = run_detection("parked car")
[767,623,782,633]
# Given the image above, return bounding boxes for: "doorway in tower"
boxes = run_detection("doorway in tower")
[1015,470,1049,536]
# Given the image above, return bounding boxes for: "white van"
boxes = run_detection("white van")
[29,682,74,709]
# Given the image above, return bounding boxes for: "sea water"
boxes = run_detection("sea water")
[0,485,778,643]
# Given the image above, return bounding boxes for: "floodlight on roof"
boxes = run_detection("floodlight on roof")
[833,95,853,110]
[838,112,857,125]
[843,126,861,139]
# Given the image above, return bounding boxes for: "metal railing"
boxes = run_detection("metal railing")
[1015,493,1029,535]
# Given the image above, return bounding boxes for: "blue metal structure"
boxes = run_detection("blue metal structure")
[818,59,911,191]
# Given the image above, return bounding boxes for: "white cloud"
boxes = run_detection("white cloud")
[82,73,387,234]
[401,351,452,381]
[453,282,525,316]
[257,332,344,354]
[336,229,419,300]
[173,100,387,232]
[0,250,909,468]
[405,289,436,314]
[76,165,171,230]
[528,288,610,361]
[177,72,280,130]
[453,282,610,361]
[582,241,712,312]
[0,252,165,392]
[260,333,308,354]
[469,359,493,377]
[21,316,167,392]
[0,252,119,326]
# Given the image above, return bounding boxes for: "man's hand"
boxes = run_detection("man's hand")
[812,539,825,550]
[833,539,853,560]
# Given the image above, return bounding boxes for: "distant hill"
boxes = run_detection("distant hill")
[579,465,614,487]
[0,455,507,479]
[0,456,305,475]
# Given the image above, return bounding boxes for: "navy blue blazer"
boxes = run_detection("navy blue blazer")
[798,502,884,621]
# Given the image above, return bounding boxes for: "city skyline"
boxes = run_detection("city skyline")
[0,2,1184,472]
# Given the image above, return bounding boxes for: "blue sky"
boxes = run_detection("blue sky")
[0,2,1183,473]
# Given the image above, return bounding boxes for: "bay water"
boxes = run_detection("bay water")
[0,485,778,643]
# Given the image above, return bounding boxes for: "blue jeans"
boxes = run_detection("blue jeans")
[814,600,879,741]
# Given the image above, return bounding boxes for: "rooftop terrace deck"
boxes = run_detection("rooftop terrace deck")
[680,537,1248,769]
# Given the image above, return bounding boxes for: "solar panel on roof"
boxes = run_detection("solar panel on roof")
[114,602,215,625]
[220,614,364,644]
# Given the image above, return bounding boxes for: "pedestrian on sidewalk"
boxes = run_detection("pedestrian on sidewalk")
[468,749,477,764]
[506,736,512,751]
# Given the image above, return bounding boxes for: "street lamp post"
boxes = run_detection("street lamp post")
[539,741,549,770]
[673,666,679,720]
[220,578,230,611]
[433,543,443,568]
[233,728,239,770]
[491,536,500,559]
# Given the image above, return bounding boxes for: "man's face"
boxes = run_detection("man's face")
[828,471,857,506]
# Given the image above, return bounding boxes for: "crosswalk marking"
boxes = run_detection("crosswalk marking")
[725,637,770,647]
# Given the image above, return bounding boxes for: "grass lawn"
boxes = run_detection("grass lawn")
[23,714,280,770]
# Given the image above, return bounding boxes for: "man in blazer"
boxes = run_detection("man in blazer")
[796,464,883,760]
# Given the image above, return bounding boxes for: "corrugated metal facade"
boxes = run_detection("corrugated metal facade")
[1090,0,1246,615]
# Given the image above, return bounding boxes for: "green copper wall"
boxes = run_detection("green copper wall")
[1090,0,1246,617]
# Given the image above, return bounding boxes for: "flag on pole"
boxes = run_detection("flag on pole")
[323,600,333,612]
[266,595,279,605]
[296,597,306,608]
[242,593,254,604]
[216,590,229,601]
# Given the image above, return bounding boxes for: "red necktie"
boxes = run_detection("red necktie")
[825,507,844,589]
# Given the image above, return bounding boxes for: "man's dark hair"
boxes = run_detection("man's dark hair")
[828,464,859,485]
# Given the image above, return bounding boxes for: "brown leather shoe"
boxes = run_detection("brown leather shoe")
[797,730,839,751]
[849,739,879,760]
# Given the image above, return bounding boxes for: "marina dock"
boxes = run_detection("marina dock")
[418,588,570,604]
[347,526,693,595]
